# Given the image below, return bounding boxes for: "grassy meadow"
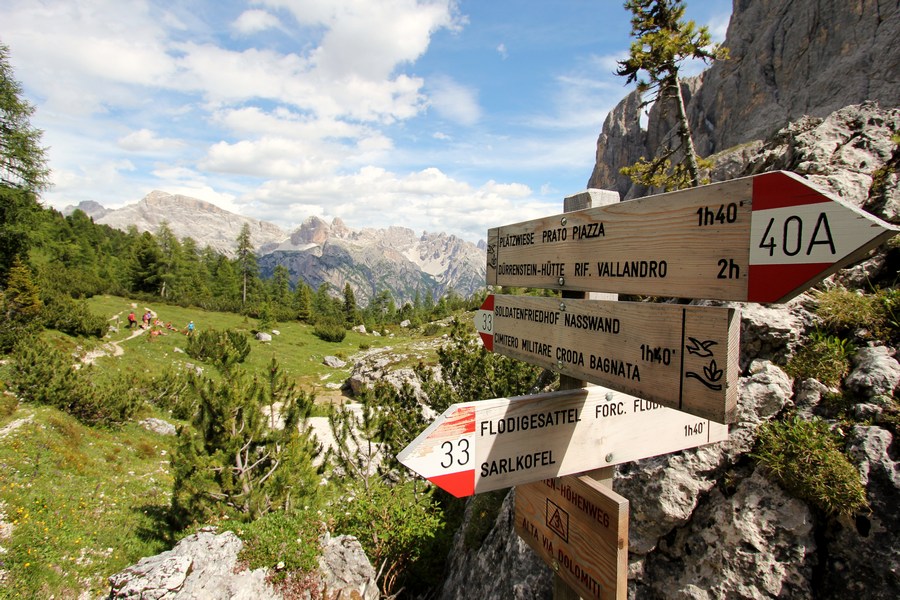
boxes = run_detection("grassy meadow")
[0,295,449,598]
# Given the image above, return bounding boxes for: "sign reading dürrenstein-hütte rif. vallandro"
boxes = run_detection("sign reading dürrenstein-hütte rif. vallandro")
[486,171,898,303]
[396,387,728,497]
[474,294,740,423]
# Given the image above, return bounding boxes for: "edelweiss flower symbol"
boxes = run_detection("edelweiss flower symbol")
[703,360,723,383]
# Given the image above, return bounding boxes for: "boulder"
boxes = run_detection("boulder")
[107,530,278,600]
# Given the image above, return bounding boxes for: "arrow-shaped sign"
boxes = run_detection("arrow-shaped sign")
[397,386,728,497]
[486,171,898,303]
[475,294,740,423]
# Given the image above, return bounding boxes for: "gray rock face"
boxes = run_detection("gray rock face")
[258,219,485,305]
[107,530,379,600]
[107,530,278,600]
[317,533,379,600]
[588,0,900,199]
[96,191,288,257]
[829,425,900,600]
[438,490,552,600]
[845,345,900,398]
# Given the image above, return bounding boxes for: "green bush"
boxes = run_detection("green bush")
[185,328,251,368]
[784,331,854,387]
[41,292,107,338]
[327,478,444,597]
[753,417,869,517]
[313,319,346,343]
[9,340,140,426]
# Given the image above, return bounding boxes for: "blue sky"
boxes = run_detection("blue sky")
[2,0,731,244]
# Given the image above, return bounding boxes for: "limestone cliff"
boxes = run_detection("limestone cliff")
[588,0,900,199]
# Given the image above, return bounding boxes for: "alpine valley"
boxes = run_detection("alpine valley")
[63,190,487,305]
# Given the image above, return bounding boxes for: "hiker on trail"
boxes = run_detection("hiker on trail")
[186,321,195,336]
[128,311,136,328]
[142,311,152,329]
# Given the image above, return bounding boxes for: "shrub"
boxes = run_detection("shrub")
[221,510,323,582]
[753,417,869,517]
[185,328,251,368]
[313,319,346,343]
[327,478,444,597]
[9,339,140,426]
[784,331,854,387]
[170,359,320,527]
[41,292,107,338]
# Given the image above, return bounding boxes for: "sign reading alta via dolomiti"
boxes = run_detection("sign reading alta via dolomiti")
[475,294,739,423]
[486,171,898,303]
[516,475,629,600]
[397,386,728,497]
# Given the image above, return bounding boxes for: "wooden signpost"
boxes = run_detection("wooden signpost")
[474,294,740,423]
[397,170,898,599]
[486,171,898,303]
[516,475,628,600]
[397,386,728,497]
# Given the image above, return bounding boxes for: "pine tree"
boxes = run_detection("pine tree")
[235,223,257,307]
[0,257,42,351]
[171,358,320,524]
[342,283,361,326]
[0,42,50,284]
[616,0,727,190]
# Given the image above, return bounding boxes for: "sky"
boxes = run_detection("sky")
[2,0,732,245]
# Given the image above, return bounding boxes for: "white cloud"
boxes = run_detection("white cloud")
[232,9,281,35]
[497,43,508,60]
[118,129,185,152]
[427,75,482,126]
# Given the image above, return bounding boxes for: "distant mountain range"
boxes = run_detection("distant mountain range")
[64,191,487,305]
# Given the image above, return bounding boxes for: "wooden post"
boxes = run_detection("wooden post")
[554,189,619,600]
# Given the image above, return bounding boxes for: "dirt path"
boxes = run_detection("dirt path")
[80,314,146,365]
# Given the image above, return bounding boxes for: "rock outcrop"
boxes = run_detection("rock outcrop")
[588,0,900,200]
[258,217,485,305]
[106,529,378,600]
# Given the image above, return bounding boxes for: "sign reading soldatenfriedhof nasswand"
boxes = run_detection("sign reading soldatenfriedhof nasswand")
[397,386,728,497]
[486,171,898,303]
[474,294,740,423]
[516,475,628,600]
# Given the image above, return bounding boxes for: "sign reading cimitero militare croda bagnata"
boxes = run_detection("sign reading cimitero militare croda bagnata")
[486,171,899,303]
[475,294,739,423]
[397,386,728,497]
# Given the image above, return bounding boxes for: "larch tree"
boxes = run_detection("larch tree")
[0,42,51,284]
[616,0,727,190]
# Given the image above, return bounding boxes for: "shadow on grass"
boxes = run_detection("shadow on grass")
[130,503,180,552]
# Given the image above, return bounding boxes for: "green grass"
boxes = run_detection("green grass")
[753,417,869,517]
[0,294,455,598]
[81,295,429,398]
[0,405,176,599]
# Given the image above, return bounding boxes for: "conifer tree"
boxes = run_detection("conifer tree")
[616,0,727,190]
[0,42,50,284]
[171,357,320,524]
[342,282,361,326]
[235,223,257,307]
[0,257,42,351]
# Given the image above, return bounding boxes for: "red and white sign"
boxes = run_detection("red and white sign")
[397,386,728,497]
[485,171,898,303]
